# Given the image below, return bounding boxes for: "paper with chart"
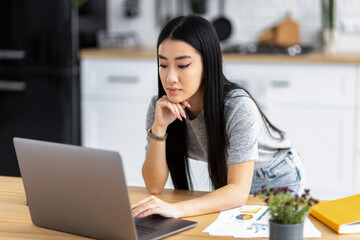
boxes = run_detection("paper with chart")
[203,205,321,238]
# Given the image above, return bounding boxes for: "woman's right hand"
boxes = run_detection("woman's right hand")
[153,95,191,130]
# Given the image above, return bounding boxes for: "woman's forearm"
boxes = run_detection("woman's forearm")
[173,161,254,217]
[174,183,249,218]
[133,161,254,219]
[142,125,169,194]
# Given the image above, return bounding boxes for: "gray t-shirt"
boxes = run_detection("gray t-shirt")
[145,89,292,169]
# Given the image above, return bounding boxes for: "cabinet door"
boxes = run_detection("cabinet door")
[82,99,149,186]
[82,58,157,98]
[267,107,355,200]
[81,58,161,187]
[355,154,360,194]
[224,62,357,107]
[356,73,360,193]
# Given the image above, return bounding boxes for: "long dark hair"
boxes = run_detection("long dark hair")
[157,15,282,190]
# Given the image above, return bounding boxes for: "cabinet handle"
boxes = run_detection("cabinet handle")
[270,80,290,88]
[107,75,139,84]
[0,49,26,60]
[0,80,26,91]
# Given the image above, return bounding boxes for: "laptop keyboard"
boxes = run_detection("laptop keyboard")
[136,224,159,237]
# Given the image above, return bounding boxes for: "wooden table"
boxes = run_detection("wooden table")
[0,176,358,239]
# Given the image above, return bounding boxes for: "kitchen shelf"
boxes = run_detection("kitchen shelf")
[79,48,360,64]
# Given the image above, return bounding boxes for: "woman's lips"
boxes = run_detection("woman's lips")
[168,88,181,95]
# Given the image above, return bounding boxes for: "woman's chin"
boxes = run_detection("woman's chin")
[167,95,186,104]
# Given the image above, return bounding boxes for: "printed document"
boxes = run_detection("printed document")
[203,205,321,238]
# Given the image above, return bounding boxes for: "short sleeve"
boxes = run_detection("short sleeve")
[145,95,158,152]
[225,95,262,164]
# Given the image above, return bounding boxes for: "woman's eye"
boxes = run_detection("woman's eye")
[178,63,191,69]
[159,64,167,68]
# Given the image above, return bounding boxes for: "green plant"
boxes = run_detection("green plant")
[72,0,88,8]
[255,186,319,225]
[321,0,334,30]
[190,0,205,3]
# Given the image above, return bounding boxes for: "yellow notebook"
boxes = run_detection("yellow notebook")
[310,194,360,234]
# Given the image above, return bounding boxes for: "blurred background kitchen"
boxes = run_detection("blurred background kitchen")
[1,0,360,200]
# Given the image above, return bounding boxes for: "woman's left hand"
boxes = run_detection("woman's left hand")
[131,195,182,218]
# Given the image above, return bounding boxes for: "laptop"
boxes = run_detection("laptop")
[13,137,197,240]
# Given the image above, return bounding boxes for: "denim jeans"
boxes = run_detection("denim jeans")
[250,150,306,195]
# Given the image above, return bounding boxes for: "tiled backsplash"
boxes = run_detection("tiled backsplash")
[107,0,360,48]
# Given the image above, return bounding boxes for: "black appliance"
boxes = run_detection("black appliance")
[0,0,80,176]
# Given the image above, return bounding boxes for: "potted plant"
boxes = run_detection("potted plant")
[321,0,338,53]
[255,186,319,240]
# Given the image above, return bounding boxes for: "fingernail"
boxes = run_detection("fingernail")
[181,112,186,119]
[178,115,182,121]
[187,103,191,108]
[138,214,144,218]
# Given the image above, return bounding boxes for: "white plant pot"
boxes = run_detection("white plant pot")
[322,28,339,54]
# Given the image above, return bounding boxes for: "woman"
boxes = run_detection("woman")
[131,15,306,219]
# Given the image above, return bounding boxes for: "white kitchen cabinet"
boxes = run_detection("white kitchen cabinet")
[82,99,149,186]
[81,58,158,186]
[224,62,357,107]
[268,107,355,200]
[356,154,360,194]
[224,61,359,200]
[82,58,157,98]
[355,67,360,194]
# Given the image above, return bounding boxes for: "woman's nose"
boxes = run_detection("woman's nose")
[166,68,179,83]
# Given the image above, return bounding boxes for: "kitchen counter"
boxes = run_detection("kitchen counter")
[79,48,360,64]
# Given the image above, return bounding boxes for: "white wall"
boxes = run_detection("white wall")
[106,0,360,48]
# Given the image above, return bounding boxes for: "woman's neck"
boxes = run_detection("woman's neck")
[186,108,201,120]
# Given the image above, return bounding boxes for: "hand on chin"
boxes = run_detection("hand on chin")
[166,95,190,105]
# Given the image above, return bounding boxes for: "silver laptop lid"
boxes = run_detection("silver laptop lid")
[14,137,138,240]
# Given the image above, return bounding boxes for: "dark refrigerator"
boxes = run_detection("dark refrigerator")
[0,0,80,176]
